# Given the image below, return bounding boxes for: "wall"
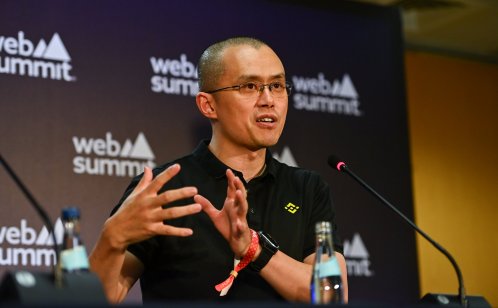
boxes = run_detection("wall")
[405,51,498,306]
[0,1,418,304]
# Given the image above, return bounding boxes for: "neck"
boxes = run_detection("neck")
[208,138,267,182]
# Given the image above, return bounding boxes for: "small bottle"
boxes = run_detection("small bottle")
[60,207,89,272]
[310,221,343,304]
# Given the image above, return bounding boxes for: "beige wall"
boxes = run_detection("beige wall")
[405,51,498,306]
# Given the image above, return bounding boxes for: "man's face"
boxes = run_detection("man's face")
[210,45,288,151]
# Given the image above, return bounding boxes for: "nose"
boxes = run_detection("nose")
[257,85,275,107]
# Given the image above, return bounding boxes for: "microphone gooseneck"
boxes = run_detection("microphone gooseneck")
[0,154,63,287]
[328,155,467,307]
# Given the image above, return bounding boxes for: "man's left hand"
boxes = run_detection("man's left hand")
[194,169,252,258]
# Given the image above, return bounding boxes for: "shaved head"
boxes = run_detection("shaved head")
[197,37,269,92]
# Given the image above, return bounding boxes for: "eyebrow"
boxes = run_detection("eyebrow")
[236,73,286,83]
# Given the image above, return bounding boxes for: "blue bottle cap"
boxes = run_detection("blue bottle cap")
[62,207,80,220]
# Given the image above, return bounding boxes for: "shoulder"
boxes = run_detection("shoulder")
[150,152,195,178]
[271,157,324,182]
[270,157,329,192]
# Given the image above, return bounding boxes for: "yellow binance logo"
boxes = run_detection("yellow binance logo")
[284,202,300,214]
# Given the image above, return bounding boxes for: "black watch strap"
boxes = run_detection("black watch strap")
[250,231,279,272]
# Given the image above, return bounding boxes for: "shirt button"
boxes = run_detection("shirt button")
[250,208,255,214]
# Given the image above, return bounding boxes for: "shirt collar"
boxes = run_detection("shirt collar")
[192,139,276,180]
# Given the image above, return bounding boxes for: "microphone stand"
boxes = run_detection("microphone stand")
[0,154,63,287]
[0,153,107,304]
[333,160,467,307]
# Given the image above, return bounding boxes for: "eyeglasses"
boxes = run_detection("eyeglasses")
[205,81,292,98]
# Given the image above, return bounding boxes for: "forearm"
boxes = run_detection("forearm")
[258,251,349,303]
[258,251,312,302]
[336,252,349,303]
[88,218,136,303]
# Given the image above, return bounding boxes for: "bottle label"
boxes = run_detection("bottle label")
[318,257,341,278]
[61,245,89,271]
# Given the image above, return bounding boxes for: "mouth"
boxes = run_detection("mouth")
[257,117,275,123]
[256,115,277,124]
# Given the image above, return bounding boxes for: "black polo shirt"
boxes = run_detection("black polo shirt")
[113,140,342,302]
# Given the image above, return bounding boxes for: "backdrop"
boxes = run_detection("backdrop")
[0,0,418,304]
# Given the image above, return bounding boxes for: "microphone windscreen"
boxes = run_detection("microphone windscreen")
[328,155,342,168]
[328,155,347,172]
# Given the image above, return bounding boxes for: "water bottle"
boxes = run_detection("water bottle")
[310,221,343,304]
[60,207,89,272]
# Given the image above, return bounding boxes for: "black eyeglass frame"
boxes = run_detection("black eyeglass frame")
[205,81,292,96]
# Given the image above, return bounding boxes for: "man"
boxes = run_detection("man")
[89,37,348,303]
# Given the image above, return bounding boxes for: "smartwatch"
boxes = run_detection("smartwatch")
[250,231,279,272]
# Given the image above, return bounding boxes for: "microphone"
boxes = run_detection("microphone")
[328,155,468,307]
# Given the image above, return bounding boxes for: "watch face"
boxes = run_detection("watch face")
[250,231,279,272]
[259,231,279,249]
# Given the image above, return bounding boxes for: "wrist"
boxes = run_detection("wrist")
[215,229,259,294]
[102,217,127,253]
[249,231,279,272]
[239,230,258,259]
[252,244,262,262]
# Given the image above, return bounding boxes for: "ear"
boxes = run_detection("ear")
[196,92,217,120]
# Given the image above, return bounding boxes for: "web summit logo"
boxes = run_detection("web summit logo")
[150,53,198,97]
[343,233,374,277]
[72,132,156,177]
[0,31,75,81]
[0,219,63,267]
[292,73,361,116]
[272,146,298,167]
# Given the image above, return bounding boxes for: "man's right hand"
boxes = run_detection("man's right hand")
[90,164,201,303]
[103,164,202,251]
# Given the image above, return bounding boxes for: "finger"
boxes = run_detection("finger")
[158,186,198,206]
[225,169,237,199]
[233,176,247,199]
[234,189,248,216]
[224,195,240,226]
[146,164,181,194]
[232,176,248,213]
[227,204,244,239]
[133,166,153,194]
[155,224,194,237]
[161,203,202,221]
[194,194,219,219]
